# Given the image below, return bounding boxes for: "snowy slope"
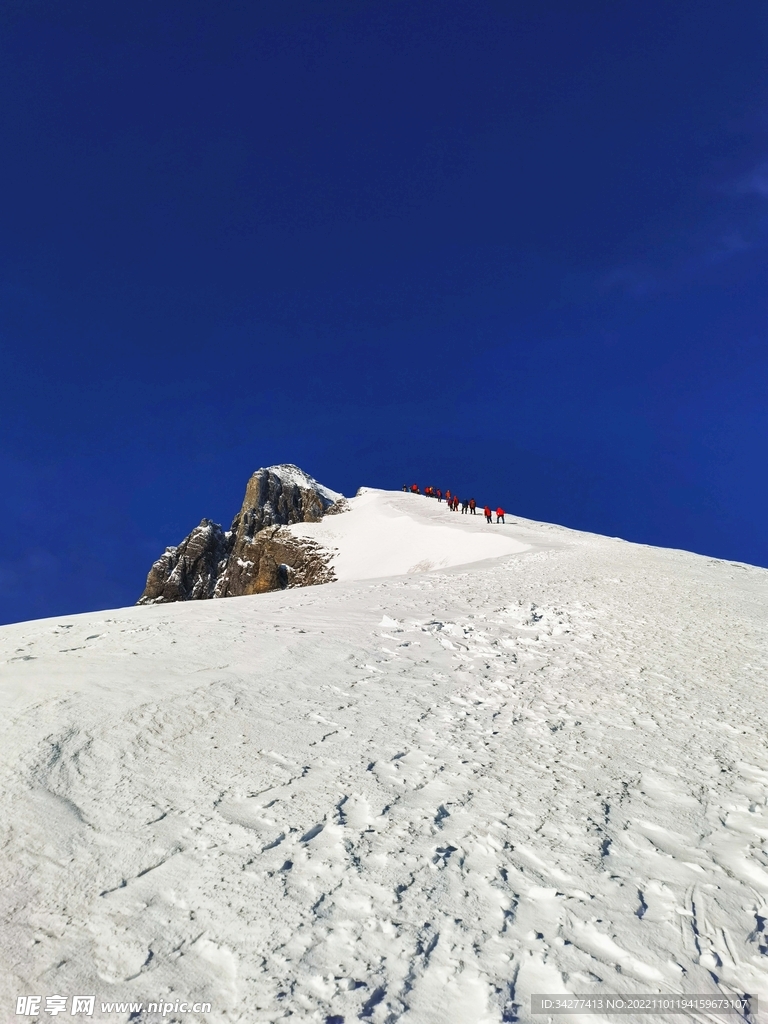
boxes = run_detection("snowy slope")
[1,490,768,1024]
[289,488,530,580]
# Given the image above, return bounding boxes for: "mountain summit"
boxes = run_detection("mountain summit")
[138,464,345,604]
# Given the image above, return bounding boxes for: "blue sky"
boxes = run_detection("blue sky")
[1,0,767,624]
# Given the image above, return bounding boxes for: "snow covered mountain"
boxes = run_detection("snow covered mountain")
[2,487,767,1023]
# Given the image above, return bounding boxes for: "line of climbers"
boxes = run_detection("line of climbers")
[402,484,505,524]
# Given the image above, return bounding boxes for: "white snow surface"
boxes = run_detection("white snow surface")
[290,488,530,580]
[2,489,768,1023]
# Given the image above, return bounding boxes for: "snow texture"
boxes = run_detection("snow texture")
[289,487,529,580]
[1,489,767,1023]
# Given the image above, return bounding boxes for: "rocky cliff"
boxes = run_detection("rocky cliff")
[138,465,345,605]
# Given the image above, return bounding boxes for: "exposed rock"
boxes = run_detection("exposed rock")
[138,465,343,605]
[214,527,336,597]
[233,464,340,534]
[139,519,231,605]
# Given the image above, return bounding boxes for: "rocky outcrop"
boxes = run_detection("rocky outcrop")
[139,519,231,604]
[232,465,336,534]
[138,465,343,605]
[214,527,335,597]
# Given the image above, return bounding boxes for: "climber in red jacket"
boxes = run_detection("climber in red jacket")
[411,483,419,494]
[469,498,476,514]
[496,507,505,524]
[484,505,492,523]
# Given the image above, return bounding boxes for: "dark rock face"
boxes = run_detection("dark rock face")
[140,519,231,604]
[138,465,342,605]
[233,465,333,533]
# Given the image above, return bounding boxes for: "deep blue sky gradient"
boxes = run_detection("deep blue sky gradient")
[1,1,767,623]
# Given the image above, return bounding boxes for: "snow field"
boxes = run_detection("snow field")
[0,492,767,1023]
[288,488,530,580]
